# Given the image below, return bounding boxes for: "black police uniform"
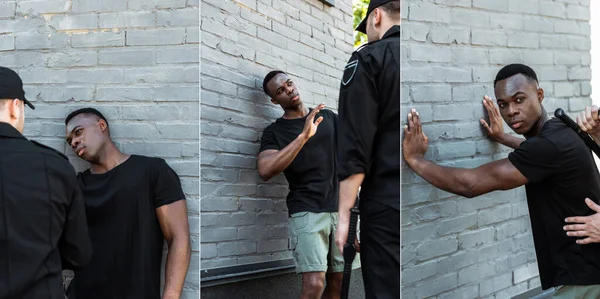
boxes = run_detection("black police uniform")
[337,25,400,299]
[0,122,92,299]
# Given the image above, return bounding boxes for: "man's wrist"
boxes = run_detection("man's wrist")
[298,133,309,142]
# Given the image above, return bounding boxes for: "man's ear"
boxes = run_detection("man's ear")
[270,98,278,105]
[8,98,21,120]
[98,119,108,132]
[374,8,383,27]
[538,88,545,103]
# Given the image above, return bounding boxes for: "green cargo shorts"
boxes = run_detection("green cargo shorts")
[288,211,361,274]
[553,285,600,299]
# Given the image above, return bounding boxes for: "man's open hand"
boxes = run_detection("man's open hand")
[480,95,505,141]
[301,103,325,139]
[564,198,600,244]
[402,108,429,166]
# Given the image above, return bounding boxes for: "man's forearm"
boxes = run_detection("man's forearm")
[408,157,479,198]
[258,134,308,180]
[163,237,191,299]
[497,133,524,149]
[338,173,365,222]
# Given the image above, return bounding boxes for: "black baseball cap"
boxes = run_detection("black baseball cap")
[0,66,35,109]
[356,0,395,34]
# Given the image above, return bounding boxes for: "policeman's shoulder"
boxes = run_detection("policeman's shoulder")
[30,140,69,161]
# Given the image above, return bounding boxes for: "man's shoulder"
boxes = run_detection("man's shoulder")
[30,140,70,161]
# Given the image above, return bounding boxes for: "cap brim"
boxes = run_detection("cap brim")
[23,98,35,110]
[356,18,367,34]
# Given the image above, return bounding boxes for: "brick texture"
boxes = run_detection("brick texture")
[402,0,591,298]
[2,1,199,297]
[200,0,353,270]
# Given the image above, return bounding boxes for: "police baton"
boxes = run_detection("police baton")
[554,108,600,157]
[341,195,360,299]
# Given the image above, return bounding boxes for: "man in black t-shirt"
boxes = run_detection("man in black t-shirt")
[403,64,600,295]
[257,71,359,299]
[62,108,191,299]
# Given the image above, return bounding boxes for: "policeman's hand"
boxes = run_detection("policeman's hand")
[576,105,600,138]
[564,198,600,244]
[301,103,325,140]
[402,108,429,166]
[335,218,360,255]
[480,95,505,141]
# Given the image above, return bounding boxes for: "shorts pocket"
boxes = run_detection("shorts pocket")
[289,211,312,234]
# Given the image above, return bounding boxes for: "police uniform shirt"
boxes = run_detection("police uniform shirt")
[337,25,401,210]
[0,122,91,299]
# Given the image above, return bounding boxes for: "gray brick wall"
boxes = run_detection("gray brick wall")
[402,0,591,298]
[0,1,199,298]
[200,0,354,270]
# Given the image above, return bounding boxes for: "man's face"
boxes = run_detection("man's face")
[65,114,106,162]
[266,73,302,109]
[494,74,544,135]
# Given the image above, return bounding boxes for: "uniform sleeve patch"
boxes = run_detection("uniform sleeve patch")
[342,59,358,86]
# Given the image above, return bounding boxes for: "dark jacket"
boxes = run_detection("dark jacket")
[0,122,91,299]
[337,25,401,210]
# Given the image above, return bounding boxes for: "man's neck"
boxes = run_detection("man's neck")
[282,104,308,119]
[524,108,550,139]
[90,143,130,174]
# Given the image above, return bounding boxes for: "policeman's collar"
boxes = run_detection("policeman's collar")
[381,25,400,40]
[0,121,25,139]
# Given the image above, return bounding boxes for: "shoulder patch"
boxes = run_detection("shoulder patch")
[31,140,69,160]
[342,59,359,86]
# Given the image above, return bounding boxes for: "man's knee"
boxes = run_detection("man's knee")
[302,272,326,291]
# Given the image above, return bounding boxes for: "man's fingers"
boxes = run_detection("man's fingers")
[565,216,588,224]
[413,109,422,135]
[577,115,587,132]
[403,125,410,136]
[580,111,594,132]
[480,119,491,132]
[585,197,600,213]
[314,116,323,125]
[566,230,589,237]
[585,106,593,123]
[592,105,599,122]
[577,237,594,245]
[564,224,587,231]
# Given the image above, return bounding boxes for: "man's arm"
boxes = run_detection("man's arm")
[257,104,324,181]
[404,109,528,198]
[335,53,379,253]
[564,198,600,244]
[59,178,92,270]
[157,200,191,299]
[480,95,524,149]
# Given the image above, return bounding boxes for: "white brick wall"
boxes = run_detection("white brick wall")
[402,0,591,298]
[0,1,199,298]
[200,0,354,270]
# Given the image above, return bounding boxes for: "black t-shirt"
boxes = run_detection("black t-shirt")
[337,25,400,210]
[66,155,186,299]
[259,108,338,215]
[508,118,600,290]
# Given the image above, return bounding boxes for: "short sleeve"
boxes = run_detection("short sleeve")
[508,137,562,183]
[152,158,186,208]
[259,128,279,153]
[337,52,378,181]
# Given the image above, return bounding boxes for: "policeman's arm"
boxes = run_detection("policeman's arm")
[257,105,324,181]
[59,181,92,270]
[156,200,191,299]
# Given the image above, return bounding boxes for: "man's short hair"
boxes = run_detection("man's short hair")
[379,0,400,17]
[494,64,539,88]
[262,70,286,96]
[65,107,109,128]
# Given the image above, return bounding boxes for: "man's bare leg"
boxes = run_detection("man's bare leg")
[301,272,326,299]
[322,272,343,299]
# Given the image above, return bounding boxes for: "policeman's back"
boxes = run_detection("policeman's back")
[0,66,91,299]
